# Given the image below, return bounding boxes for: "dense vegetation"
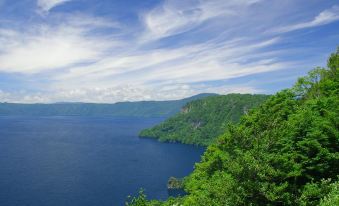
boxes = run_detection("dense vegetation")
[0,93,215,117]
[139,94,268,146]
[127,50,339,205]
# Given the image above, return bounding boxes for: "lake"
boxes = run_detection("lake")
[0,116,204,206]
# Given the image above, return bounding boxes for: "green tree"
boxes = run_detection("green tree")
[128,49,339,206]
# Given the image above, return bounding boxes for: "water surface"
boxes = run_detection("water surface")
[0,116,204,206]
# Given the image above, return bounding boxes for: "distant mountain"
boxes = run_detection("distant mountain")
[0,93,217,117]
[139,94,269,146]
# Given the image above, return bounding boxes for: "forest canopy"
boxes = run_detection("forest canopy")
[127,49,339,206]
[139,94,268,146]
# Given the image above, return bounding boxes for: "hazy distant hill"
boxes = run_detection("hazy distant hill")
[0,93,216,117]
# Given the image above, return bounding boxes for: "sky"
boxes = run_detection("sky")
[0,0,338,103]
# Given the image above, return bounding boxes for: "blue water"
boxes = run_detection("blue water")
[0,116,204,206]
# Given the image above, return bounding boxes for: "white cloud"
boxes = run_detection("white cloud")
[51,36,283,91]
[0,84,261,103]
[271,6,339,33]
[0,4,290,102]
[37,0,72,12]
[0,15,119,73]
[0,1,337,103]
[142,0,262,41]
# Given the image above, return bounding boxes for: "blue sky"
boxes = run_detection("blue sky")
[0,0,338,103]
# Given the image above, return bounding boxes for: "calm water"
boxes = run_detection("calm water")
[0,116,204,206]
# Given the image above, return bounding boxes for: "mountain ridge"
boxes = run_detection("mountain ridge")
[0,93,217,117]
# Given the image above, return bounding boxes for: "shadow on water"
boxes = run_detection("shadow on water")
[168,188,187,197]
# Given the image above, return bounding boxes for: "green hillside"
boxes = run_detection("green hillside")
[127,50,339,205]
[139,94,269,146]
[0,93,215,117]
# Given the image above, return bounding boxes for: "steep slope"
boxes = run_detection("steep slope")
[0,93,216,117]
[139,94,269,146]
[127,50,339,206]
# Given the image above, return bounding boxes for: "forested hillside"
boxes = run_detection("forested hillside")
[127,50,339,205]
[0,93,215,117]
[139,94,268,146]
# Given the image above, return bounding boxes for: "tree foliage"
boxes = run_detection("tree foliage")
[127,49,339,206]
[139,94,268,146]
[319,181,339,206]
